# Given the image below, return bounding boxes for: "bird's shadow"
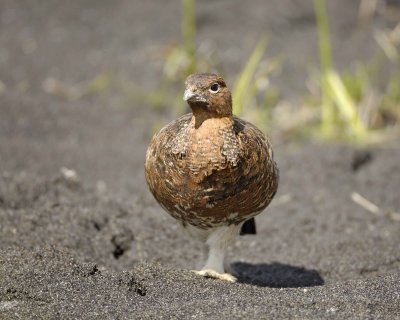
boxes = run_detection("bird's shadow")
[232,262,324,288]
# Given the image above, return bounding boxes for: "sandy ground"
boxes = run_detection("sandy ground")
[1,1,399,319]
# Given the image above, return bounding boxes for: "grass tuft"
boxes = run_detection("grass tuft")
[232,37,269,116]
[122,0,399,143]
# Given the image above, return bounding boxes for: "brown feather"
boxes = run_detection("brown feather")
[145,73,278,230]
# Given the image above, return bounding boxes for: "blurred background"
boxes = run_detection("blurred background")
[1,2,400,302]
[0,0,399,195]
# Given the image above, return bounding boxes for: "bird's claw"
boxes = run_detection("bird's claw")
[193,269,237,282]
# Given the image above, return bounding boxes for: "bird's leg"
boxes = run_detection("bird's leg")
[193,224,241,282]
[195,243,236,282]
[202,243,226,273]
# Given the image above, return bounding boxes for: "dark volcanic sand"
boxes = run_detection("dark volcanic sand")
[1,1,400,319]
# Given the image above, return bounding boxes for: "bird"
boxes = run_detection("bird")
[145,73,279,282]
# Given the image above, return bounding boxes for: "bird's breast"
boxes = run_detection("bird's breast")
[145,114,278,229]
[180,118,239,183]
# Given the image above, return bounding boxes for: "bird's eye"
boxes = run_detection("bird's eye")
[209,83,220,93]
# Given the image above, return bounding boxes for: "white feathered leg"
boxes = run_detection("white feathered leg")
[193,224,242,282]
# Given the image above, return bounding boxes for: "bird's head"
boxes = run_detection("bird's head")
[183,73,232,117]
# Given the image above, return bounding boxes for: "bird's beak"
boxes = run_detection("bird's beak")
[183,89,196,101]
[183,89,206,103]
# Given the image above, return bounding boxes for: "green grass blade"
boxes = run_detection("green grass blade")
[181,0,196,75]
[314,0,333,71]
[314,0,335,136]
[326,70,367,138]
[232,36,268,115]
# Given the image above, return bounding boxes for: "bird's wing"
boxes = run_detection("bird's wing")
[232,116,279,191]
[146,113,191,161]
[144,113,192,195]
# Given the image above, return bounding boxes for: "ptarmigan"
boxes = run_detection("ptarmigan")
[145,73,279,282]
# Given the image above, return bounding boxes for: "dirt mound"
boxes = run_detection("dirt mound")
[1,1,399,318]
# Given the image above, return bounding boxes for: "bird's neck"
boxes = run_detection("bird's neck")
[191,106,232,129]
[190,112,233,134]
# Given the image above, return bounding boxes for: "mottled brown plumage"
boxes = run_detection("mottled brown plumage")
[145,73,278,281]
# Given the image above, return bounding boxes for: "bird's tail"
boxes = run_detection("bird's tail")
[240,218,256,235]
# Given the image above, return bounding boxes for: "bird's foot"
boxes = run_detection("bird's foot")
[193,269,237,282]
